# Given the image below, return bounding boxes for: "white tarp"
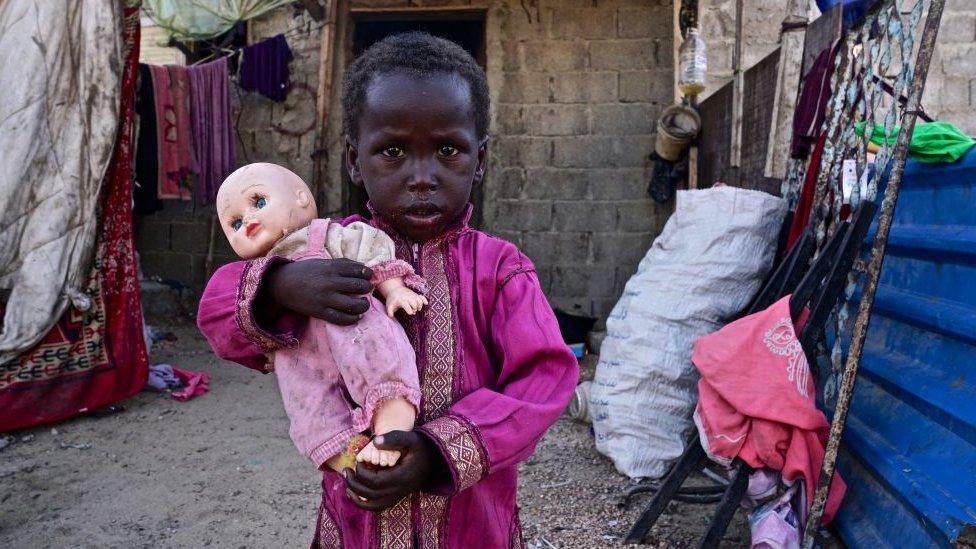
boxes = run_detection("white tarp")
[0,1,122,364]
[590,186,787,479]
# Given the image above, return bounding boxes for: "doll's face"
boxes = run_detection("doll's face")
[216,163,317,259]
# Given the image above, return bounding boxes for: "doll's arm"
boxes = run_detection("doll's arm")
[326,222,427,294]
[376,277,428,317]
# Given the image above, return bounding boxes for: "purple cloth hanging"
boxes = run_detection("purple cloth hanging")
[239,34,293,102]
[188,57,236,207]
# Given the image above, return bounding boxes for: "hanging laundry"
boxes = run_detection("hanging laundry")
[188,57,237,207]
[791,46,836,160]
[134,64,162,214]
[855,121,976,164]
[149,64,197,200]
[239,34,293,102]
[785,133,827,252]
[692,295,846,524]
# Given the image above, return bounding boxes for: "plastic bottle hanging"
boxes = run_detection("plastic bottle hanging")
[678,27,707,98]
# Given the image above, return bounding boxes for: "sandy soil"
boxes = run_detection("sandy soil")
[0,326,746,548]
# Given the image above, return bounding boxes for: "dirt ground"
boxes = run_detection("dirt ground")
[0,325,747,548]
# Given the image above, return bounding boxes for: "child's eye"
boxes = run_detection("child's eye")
[381,146,405,158]
[255,196,267,209]
[438,146,459,157]
[231,219,243,231]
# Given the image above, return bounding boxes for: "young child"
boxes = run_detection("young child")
[214,161,427,469]
[197,32,578,548]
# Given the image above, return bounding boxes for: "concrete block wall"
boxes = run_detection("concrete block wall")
[482,0,676,319]
[922,0,976,135]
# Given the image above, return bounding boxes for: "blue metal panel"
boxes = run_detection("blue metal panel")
[833,151,976,547]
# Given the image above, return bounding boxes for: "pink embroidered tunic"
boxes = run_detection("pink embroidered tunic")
[197,206,579,548]
[266,218,423,468]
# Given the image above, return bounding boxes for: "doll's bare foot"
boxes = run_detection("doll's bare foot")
[385,287,428,317]
[356,398,416,467]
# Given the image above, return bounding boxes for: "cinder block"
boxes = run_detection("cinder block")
[552,71,619,103]
[140,251,195,287]
[548,8,616,40]
[611,135,655,168]
[552,136,615,167]
[619,69,674,103]
[521,40,587,71]
[492,136,553,167]
[589,39,657,70]
[493,167,527,199]
[591,231,655,265]
[615,263,640,294]
[524,168,590,200]
[937,12,976,42]
[616,199,663,232]
[497,72,553,104]
[522,232,591,265]
[592,103,659,135]
[587,168,649,199]
[547,295,595,317]
[488,199,553,231]
[550,265,618,297]
[552,200,617,231]
[169,221,213,254]
[617,7,672,39]
[495,104,527,135]
[133,218,171,253]
[523,104,590,135]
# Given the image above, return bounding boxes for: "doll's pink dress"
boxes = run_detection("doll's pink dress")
[268,218,423,468]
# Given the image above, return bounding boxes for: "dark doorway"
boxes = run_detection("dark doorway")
[343,9,487,227]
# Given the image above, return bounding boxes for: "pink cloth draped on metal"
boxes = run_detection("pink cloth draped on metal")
[272,219,422,468]
[187,57,236,207]
[692,295,846,524]
[197,205,578,548]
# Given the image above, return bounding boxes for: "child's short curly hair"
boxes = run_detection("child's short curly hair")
[342,32,490,141]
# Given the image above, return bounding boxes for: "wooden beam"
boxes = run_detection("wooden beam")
[313,0,341,200]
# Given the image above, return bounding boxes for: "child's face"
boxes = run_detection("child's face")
[216,163,317,259]
[345,72,488,243]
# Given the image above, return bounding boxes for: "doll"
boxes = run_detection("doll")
[215,162,425,469]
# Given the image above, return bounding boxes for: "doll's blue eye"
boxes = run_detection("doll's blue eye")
[231,219,243,231]
[255,196,267,209]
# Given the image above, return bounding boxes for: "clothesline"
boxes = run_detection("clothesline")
[134,33,293,213]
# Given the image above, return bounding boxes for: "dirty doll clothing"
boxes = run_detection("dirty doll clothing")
[197,205,579,548]
[266,218,423,468]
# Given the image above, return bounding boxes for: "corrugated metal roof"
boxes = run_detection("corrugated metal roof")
[832,150,976,547]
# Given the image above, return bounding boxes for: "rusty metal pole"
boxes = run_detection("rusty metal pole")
[800,1,946,545]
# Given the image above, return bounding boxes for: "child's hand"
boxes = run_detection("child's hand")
[260,258,373,325]
[385,287,428,317]
[343,430,446,511]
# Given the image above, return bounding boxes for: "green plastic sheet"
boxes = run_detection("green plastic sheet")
[144,0,293,41]
[855,121,976,164]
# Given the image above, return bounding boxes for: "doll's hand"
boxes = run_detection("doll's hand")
[259,258,373,326]
[343,430,446,511]
[385,287,428,318]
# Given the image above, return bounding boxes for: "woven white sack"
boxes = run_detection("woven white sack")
[590,185,786,479]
